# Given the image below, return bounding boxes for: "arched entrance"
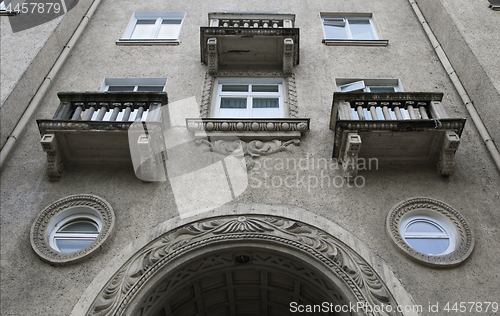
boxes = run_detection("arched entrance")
[74,204,419,316]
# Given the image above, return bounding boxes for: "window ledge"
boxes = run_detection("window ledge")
[116,39,180,46]
[322,39,388,46]
[186,118,310,141]
[490,4,500,10]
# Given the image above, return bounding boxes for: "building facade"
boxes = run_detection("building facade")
[1,0,499,315]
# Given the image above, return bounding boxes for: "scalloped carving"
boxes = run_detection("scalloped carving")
[87,214,402,316]
[386,198,474,267]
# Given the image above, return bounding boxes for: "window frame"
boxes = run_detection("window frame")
[400,215,455,256]
[117,11,185,45]
[336,78,403,93]
[49,214,102,253]
[320,12,388,46]
[213,78,286,118]
[99,78,167,92]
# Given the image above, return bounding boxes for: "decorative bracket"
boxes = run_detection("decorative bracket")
[40,133,64,181]
[207,38,218,75]
[283,38,294,76]
[342,133,361,180]
[437,131,460,176]
[195,139,300,169]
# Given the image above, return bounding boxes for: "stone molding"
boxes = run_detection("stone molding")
[30,194,115,265]
[83,211,414,316]
[386,198,474,267]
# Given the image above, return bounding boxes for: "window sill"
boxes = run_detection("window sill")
[322,39,388,46]
[0,10,17,16]
[186,118,310,141]
[116,39,181,46]
[490,4,500,10]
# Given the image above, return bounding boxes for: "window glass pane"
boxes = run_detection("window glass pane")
[131,20,156,39]
[136,86,164,92]
[221,85,249,92]
[59,221,98,233]
[406,221,443,233]
[405,238,450,255]
[220,98,247,108]
[323,19,348,39]
[158,20,182,39]
[107,86,135,91]
[253,98,279,108]
[55,239,95,253]
[340,81,365,92]
[348,19,375,40]
[369,87,395,93]
[252,85,279,92]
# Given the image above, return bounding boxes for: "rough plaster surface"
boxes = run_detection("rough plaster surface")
[1,0,500,315]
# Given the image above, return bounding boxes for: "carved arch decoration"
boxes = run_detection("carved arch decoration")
[73,204,419,316]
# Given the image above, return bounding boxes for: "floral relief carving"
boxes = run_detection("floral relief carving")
[195,139,300,169]
[87,214,401,316]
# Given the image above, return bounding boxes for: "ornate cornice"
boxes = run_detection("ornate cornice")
[87,214,401,316]
[386,198,474,267]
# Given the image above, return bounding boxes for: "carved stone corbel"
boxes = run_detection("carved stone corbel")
[342,133,361,180]
[207,38,218,75]
[437,131,460,176]
[283,38,294,76]
[40,133,64,181]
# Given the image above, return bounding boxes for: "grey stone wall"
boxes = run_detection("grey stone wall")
[1,0,499,315]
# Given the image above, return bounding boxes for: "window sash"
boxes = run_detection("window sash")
[323,17,377,40]
[214,81,284,118]
[122,12,185,40]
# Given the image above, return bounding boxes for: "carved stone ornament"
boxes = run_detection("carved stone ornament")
[86,214,403,316]
[30,194,115,265]
[386,198,474,267]
[195,138,300,169]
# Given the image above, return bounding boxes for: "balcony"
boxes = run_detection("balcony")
[330,92,466,177]
[37,92,169,181]
[200,12,299,75]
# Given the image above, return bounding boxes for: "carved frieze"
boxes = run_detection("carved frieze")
[87,214,402,316]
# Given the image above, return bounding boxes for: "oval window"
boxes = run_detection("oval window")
[49,215,102,253]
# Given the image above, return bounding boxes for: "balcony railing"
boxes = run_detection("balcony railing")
[37,92,169,181]
[201,13,299,75]
[330,92,466,177]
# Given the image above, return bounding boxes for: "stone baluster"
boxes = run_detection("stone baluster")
[95,102,109,121]
[71,103,84,120]
[406,101,417,119]
[382,102,391,120]
[54,102,72,120]
[253,20,259,28]
[84,102,97,120]
[369,102,378,120]
[272,20,279,28]
[356,102,365,120]
[393,102,404,120]
[222,20,229,27]
[109,103,121,121]
[262,20,269,28]
[121,102,133,121]
[243,20,250,27]
[233,20,239,27]
[418,102,429,119]
[135,103,145,121]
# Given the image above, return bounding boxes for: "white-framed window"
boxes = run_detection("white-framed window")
[99,78,167,92]
[118,12,185,44]
[49,214,102,253]
[400,216,455,256]
[322,17,378,40]
[321,13,387,46]
[336,78,403,93]
[213,78,285,118]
